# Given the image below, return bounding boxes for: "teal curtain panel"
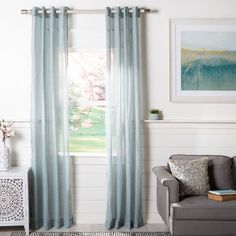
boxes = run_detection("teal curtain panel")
[105,7,143,229]
[31,7,72,230]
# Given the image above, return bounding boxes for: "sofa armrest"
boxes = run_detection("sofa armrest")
[152,166,179,226]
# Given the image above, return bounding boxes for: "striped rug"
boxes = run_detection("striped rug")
[11,232,171,236]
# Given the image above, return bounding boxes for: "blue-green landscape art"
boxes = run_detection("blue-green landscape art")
[181,31,236,91]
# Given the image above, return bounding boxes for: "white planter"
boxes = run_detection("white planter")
[149,113,159,120]
[0,141,10,171]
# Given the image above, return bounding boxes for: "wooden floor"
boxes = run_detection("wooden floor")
[0,224,168,235]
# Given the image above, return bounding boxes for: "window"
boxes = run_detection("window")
[68,49,106,154]
[68,15,106,154]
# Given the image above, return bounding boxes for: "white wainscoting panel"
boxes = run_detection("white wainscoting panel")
[11,121,236,224]
[10,122,31,168]
[142,121,236,223]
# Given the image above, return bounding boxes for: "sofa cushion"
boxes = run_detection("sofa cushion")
[168,158,209,196]
[171,196,236,221]
[231,156,236,189]
[170,154,234,190]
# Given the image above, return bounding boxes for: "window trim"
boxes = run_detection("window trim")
[70,152,107,158]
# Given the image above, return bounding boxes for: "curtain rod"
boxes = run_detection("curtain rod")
[21,8,155,15]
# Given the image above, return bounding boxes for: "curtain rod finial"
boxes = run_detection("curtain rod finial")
[21,9,29,14]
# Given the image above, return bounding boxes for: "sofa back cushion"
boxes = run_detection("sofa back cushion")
[231,156,236,188]
[169,154,234,190]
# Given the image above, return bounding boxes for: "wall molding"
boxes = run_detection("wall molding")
[143,120,236,131]
[144,119,236,124]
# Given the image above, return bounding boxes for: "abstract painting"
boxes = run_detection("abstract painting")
[181,31,236,91]
[170,19,236,102]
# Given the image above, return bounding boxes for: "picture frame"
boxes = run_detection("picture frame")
[170,18,236,103]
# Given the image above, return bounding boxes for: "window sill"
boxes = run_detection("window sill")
[70,152,107,158]
[70,152,107,165]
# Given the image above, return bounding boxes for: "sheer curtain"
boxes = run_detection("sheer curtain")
[105,7,143,229]
[31,7,72,229]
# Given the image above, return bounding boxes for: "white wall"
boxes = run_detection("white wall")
[1,0,236,226]
[2,0,236,120]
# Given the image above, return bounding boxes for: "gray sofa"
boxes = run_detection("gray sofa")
[153,154,236,236]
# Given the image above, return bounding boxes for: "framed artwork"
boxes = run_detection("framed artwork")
[170,19,236,103]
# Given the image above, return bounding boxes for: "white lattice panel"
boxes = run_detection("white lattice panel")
[0,178,24,222]
[0,168,29,235]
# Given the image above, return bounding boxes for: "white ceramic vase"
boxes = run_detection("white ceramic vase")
[0,141,10,171]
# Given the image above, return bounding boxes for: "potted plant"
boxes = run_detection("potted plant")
[149,108,160,120]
